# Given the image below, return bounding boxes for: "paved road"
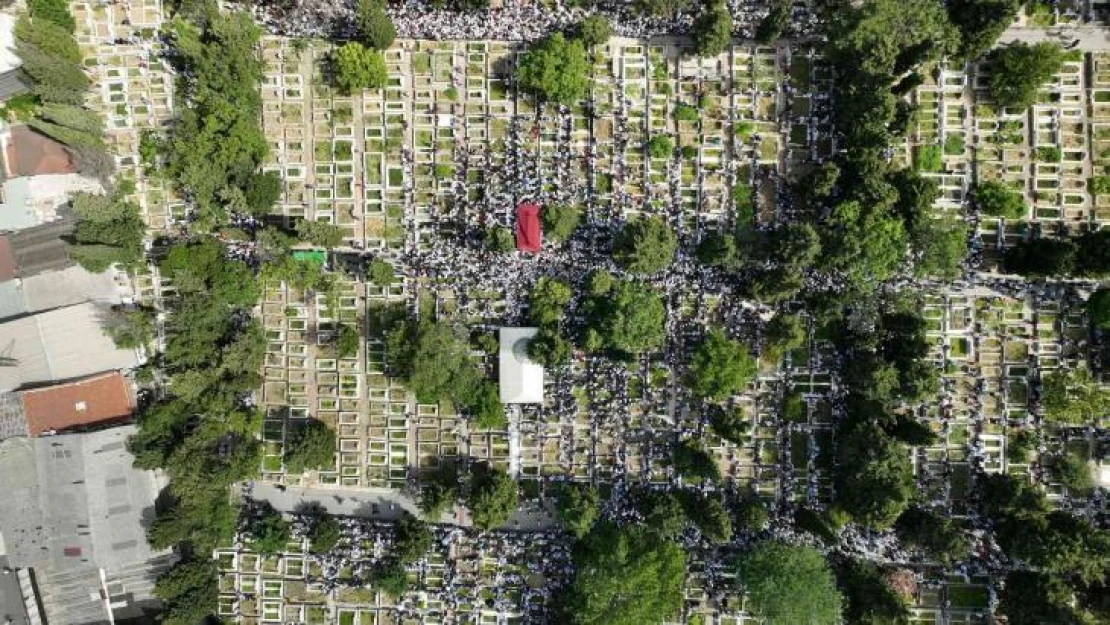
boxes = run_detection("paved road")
[1000,25,1110,50]
[248,482,559,531]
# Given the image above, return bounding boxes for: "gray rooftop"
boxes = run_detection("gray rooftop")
[0,426,173,624]
[0,265,125,323]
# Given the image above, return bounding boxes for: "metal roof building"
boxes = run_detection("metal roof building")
[499,327,544,404]
[0,302,139,392]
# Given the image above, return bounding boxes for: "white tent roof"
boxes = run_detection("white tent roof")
[499,327,543,404]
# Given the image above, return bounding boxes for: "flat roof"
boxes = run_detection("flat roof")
[499,327,543,404]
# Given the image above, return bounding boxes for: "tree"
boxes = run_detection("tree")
[103,307,155,349]
[613,216,677,274]
[308,514,342,554]
[555,483,600,538]
[527,327,572,368]
[562,522,685,625]
[639,491,687,538]
[894,506,969,564]
[634,0,689,19]
[1003,237,1076,276]
[755,1,789,44]
[947,0,1022,60]
[244,171,282,216]
[392,512,432,563]
[542,204,582,241]
[386,319,483,405]
[1053,451,1094,495]
[685,329,757,399]
[249,505,291,555]
[736,541,843,625]
[696,231,738,269]
[467,462,518,530]
[468,380,506,430]
[332,42,388,94]
[516,33,590,104]
[420,479,457,519]
[736,497,769,532]
[484,225,515,252]
[576,15,612,48]
[336,324,360,358]
[691,2,731,57]
[835,423,914,529]
[371,559,408,597]
[915,216,968,280]
[998,571,1088,625]
[153,559,218,625]
[680,492,732,544]
[986,42,1064,110]
[1088,288,1110,330]
[587,280,667,355]
[368,258,396,287]
[836,559,911,625]
[645,135,673,159]
[284,419,336,474]
[673,439,720,483]
[706,404,750,445]
[69,191,144,272]
[28,0,75,30]
[356,0,396,50]
[1076,229,1110,276]
[530,277,573,326]
[970,180,1026,219]
[14,15,79,62]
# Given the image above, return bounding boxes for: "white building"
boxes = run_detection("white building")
[498,327,543,404]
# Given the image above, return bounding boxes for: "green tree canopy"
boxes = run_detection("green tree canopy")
[736,541,843,625]
[706,404,751,446]
[542,203,583,241]
[986,42,1065,110]
[645,134,674,159]
[386,318,481,404]
[368,258,397,287]
[392,512,433,563]
[562,522,686,625]
[1003,237,1077,276]
[575,15,612,48]
[970,180,1026,219]
[516,33,590,104]
[836,559,910,625]
[680,492,732,544]
[673,439,720,483]
[484,225,515,252]
[894,506,969,564]
[249,505,291,555]
[332,42,388,94]
[1042,367,1110,424]
[614,216,677,274]
[585,279,666,355]
[834,423,914,529]
[1088,288,1110,329]
[467,462,518,530]
[555,482,600,538]
[685,328,757,399]
[308,514,342,554]
[691,1,731,57]
[947,0,1021,60]
[530,276,573,326]
[998,571,1089,625]
[527,327,573,368]
[356,0,396,50]
[152,559,218,625]
[284,419,337,474]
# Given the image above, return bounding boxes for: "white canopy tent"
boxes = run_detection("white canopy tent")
[499,327,543,404]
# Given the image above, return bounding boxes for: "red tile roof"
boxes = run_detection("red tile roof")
[22,372,134,436]
[515,203,541,253]
[5,126,74,178]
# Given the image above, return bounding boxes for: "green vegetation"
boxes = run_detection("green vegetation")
[308,514,342,554]
[296,218,346,247]
[894,506,969,564]
[575,15,612,48]
[673,439,720,483]
[554,483,600,538]
[516,33,590,104]
[68,191,145,272]
[355,0,396,51]
[484,225,515,252]
[467,462,518,530]
[368,258,397,287]
[645,134,674,159]
[986,42,1064,110]
[754,1,789,44]
[248,504,291,555]
[336,324,360,358]
[690,1,731,58]
[332,42,388,94]
[685,329,757,399]
[735,542,842,625]
[561,522,685,625]
[542,203,582,241]
[581,279,666,355]
[103,307,155,349]
[613,216,677,274]
[1041,367,1110,424]
[946,0,1021,60]
[284,419,337,474]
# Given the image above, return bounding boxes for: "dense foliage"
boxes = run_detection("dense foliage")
[986,42,1065,111]
[613,216,677,274]
[554,482,600,538]
[516,33,590,104]
[736,541,843,625]
[561,522,685,625]
[284,419,337,474]
[685,329,757,399]
[467,462,518,530]
[332,42,389,94]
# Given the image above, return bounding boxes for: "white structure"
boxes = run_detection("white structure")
[499,327,543,404]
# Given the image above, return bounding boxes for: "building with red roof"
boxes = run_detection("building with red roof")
[515,202,541,253]
[21,372,134,436]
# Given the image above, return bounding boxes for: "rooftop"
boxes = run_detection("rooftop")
[499,327,543,404]
[21,372,134,436]
[3,126,74,179]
